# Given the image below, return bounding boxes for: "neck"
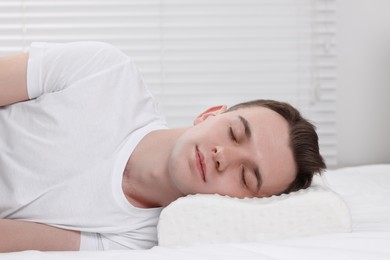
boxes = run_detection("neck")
[122,128,187,208]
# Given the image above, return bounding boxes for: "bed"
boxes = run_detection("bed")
[1,164,389,260]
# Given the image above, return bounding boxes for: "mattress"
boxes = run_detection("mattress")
[1,164,389,260]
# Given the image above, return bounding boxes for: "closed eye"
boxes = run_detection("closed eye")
[229,127,237,143]
[241,167,247,187]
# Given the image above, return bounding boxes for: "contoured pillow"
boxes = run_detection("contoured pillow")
[157,183,351,247]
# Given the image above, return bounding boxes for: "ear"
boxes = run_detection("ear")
[193,105,227,125]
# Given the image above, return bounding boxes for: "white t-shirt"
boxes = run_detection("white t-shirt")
[0,42,168,250]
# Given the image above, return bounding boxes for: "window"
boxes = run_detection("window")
[0,0,337,166]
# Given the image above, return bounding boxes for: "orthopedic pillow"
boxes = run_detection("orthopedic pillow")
[157,183,351,247]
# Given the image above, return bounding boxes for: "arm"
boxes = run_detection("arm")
[0,219,80,252]
[0,53,29,107]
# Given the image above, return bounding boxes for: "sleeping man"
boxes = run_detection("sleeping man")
[0,42,326,252]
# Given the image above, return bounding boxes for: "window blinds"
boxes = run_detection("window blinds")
[0,0,337,166]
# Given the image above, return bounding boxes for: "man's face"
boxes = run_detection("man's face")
[168,106,297,198]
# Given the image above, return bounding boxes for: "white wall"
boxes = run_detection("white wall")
[336,0,390,167]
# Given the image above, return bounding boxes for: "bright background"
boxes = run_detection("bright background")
[1,0,389,168]
[336,0,390,167]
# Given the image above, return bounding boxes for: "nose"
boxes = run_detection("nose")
[212,145,245,172]
[212,146,224,171]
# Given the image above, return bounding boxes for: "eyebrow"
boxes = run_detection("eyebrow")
[238,115,251,138]
[238,115,262,192]
[254,166,262,192]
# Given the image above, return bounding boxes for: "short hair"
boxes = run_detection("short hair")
[227,99,326,194]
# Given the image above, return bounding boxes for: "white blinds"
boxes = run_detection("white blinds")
[0,0,337,166]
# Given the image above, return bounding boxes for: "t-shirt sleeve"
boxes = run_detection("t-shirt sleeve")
[80,231,158,251]
[79,232,103,251]
[26,41,130,99]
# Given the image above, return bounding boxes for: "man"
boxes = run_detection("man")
[0,42,325,252]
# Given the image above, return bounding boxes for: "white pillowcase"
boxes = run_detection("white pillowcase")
[157,183,351,247]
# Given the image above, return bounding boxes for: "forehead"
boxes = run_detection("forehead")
[228,106,297,196]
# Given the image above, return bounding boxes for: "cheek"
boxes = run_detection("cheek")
[167,156,190,194]
[167,136,199,194]
[209,176,247,198]
[168,144,188,182]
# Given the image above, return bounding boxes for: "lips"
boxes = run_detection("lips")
[195,146,206,182]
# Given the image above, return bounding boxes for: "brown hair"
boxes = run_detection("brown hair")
[227,99,326,194]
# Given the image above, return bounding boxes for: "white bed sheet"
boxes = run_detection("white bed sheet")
[1,164,389,260]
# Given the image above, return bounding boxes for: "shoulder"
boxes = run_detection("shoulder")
[31,41,131,71]
[63,41,131,67]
